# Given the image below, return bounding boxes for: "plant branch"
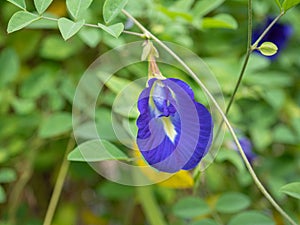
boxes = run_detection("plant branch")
[136,186,168,225]
[43,137,75,225]
[252,11,285,49]
[122,8,298,225]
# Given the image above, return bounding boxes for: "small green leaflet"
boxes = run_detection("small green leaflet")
[192,0,225,18]
[79,27,102,48]
[280,182,300,200]
[58,18,85,40]
[190,219,220,225]
[6,0,26,10]
[228,211,274,225]
[282,0,300,11]
[215,192,251,214]
[274,0,282,8]
[38,112,72,138]
[0,168,17,183]
[202,14,238,30]
[34,0,53,14]
[103,0,128,23]
[66,0,93,19]
[67,139,129,162]
[98,23,124,38]
[173,197,211,219]
[7,11,40,33]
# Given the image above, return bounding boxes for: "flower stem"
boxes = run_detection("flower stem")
[122,9,298,225]
[136,186,168,225]
[43,137,75,225]
[252,11,285,49]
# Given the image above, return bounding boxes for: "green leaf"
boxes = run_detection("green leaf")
[67,139,129,162]
[137,186,168,225]
[97,75,143,118]
[78,27,101,48]
[273,124,298,144]
[228,211,275,225]
[263,89,285,110]
[38,112,72,138]
[190,219,220,225]
[202,14,238,29]
[98,23,124,38]
[216,192,251,213]
[66,0,93,19]
[97,181,134,200]
[280,182,300,200]
[258,42,278,56]
[244,71,292,88]
[156,6,193,22]
[0,168,17,183]
[0,48,19,87]
[274,0,282,8]
[173,197,210,219]
[58,18,85,40]
[192,0,225,17]
[282,0,300,11]
[6,0,26,10]
[103,0,128,23]
[0,185,6,203]
[7,11,40,33]
[171,0,194,12]
[34,0,53,14]
[216,149,245,172]
[40,34,84,60]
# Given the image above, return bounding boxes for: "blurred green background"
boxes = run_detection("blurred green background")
[0,0,299,224]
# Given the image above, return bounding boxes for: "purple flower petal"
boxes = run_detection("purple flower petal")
[136,78,213,173]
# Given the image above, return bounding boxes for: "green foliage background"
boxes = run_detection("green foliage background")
[0,0,300,224]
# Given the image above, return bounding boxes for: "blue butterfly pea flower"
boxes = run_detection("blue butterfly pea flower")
[136,78,213,173]
[253,17,293,60]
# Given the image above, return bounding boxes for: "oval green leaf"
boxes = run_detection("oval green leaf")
[228,211,275,225]
[7,11,40,33]
[216,149,245,172]
[282,0,300,11]
[67,139,129,162]
[202,14,238,29]
[79,27,102,48]
[58,18,85,40]
[66,0,93,19]
[192,0,225,18]
[216,192,251,213]
[173,197,210,219]
[0,48,19,88]
[98,23,124,38]
[34,0,53,14]
[7,0,26,10]
[0,168,17,183]
[38,112,72,138]
[103,0,128,23]
[280,182,300,200]
[190,219,220,225]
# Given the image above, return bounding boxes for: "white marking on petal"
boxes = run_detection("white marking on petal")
[161,117,177,143]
